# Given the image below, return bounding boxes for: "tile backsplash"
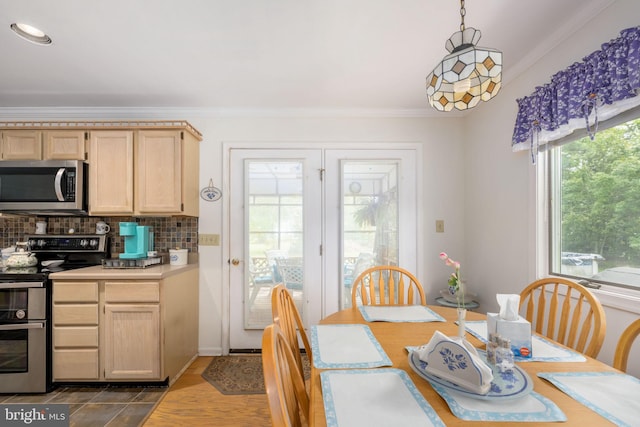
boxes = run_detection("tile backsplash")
[0,216,198,257]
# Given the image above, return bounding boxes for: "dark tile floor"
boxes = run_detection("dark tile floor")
[0,385,167,427]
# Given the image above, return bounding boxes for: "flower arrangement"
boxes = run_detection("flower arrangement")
[439,252,465,309]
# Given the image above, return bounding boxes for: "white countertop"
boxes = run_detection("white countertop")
[49,262,198,280]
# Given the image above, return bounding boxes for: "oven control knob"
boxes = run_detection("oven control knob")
[80,239,89,247]
[38,239,46,247]
[16,309,25,320]
[90,239,98,247]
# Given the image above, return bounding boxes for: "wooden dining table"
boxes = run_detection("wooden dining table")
[309,305,618,426]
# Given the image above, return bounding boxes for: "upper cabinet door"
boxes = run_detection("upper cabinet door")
[44,130,86,160]
[1,130,42,160]
[88,131,134,215]
[135,130,182,214]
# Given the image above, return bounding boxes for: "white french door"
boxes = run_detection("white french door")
[229,149,323,350]
[323,149,418,315]
[227,145,418,350]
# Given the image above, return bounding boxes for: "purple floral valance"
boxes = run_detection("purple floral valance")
[512,26,640,153]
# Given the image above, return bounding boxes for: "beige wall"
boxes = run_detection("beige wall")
[464,0,640,376]
[190,115,466,354]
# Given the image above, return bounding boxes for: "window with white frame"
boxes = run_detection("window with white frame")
[547,114,640,290]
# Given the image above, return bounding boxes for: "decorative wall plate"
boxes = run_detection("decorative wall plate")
[200,179,222,201]
[200,187,221,201]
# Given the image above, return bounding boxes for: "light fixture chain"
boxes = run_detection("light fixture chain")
[459,0,466,31]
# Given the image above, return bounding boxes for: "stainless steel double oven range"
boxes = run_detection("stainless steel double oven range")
[0,234,108,393]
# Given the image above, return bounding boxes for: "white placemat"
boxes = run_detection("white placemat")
[464,320,587,362]
[539,371,640,427]
[428,382,566,422]
[311,324,392,369]
[358,305,445,322]
[320,369,446,427]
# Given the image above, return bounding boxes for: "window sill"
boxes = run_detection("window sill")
[592,284,640,314]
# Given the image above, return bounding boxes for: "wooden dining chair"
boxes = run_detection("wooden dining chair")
[262,324,310,427]
[271,284,312,378]
[351,265,426,307]
[519,277,606,358]
[613,318,640,372]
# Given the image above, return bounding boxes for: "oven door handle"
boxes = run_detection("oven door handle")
[0,282,45,289]
[0,322,44,330]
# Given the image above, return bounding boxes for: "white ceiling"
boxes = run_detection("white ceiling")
[0,0,616,116]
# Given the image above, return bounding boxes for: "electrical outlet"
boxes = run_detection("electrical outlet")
[199,233,220,246]
[435,220,445,233]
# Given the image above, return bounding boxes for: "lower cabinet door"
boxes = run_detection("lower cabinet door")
[104,304,161,380]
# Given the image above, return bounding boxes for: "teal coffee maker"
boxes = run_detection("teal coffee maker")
[118,222,150,259]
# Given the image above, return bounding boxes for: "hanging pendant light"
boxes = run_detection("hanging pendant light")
[426,0,502,111]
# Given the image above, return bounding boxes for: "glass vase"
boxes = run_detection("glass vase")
[457,307,467,338]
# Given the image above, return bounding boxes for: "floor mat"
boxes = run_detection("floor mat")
[201,354,310,395]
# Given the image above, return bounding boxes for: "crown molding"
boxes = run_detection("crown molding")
[0,106,460,120]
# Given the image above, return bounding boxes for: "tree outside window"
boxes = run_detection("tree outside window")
[551,117,640,289]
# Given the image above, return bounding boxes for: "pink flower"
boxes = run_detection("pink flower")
[440,251,464,308]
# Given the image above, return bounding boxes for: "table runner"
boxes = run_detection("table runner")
[311,324,392,369]
[358,305,445,322]
[539,371,640,427]
[320,369,445,427]
[464,320,587,362]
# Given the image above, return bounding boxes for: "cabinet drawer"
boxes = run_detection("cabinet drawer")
[105,281,159,303]
[53,304,98,325]
[53,281,98,303]
[53,349,99,380]
[53,326,98,347]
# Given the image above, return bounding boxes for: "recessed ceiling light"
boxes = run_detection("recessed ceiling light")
[10,23,52,45]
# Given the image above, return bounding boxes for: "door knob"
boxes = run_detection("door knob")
[231,258,240,266]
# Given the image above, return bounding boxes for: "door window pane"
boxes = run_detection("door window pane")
[342,161,399,307]
[245,161,304,328]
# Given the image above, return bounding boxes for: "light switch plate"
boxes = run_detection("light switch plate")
[435,220,445,233]
[199,233,220,246]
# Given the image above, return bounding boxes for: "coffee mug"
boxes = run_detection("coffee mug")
[35,221,47,235]
[96,221,111,234]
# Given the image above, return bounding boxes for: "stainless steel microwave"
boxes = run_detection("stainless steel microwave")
[0,160,88,214]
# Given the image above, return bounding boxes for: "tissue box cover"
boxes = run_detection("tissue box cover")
[487,313,532,358]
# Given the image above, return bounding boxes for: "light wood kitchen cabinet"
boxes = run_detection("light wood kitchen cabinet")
[135,130,183,214]
[0,121,201,217]
[88,130,134,215]
[88,129,200,216]
[43,130,86,160]
[103,281,161,380]
[51,267,199,384]
[134,129,200,216]
[0,130,42,159]
[52,281,100,381]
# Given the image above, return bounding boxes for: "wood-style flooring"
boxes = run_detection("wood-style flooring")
[143,356,272,426]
